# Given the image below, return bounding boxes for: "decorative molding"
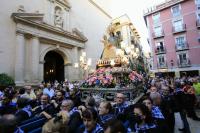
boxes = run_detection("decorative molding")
[50,0,71,10]
[16,30,25,36]
[72,28,88,42]
[144,0,188,16]
[39,61,45,64]
[64,63,72,66]
[88,0,112,19]
[39,46,72,65]
[17,5,26,13]
[12,13,88,43]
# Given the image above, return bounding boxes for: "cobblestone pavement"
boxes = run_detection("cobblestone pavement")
[175,109,200,133]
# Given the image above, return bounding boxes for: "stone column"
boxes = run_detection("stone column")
[72,47,79,80]
[63,10,67,31]
[15,32,25,85]
[66,10,70,31]
[39,61,45,82]
[175,71,180,78]
[31,36,40,83]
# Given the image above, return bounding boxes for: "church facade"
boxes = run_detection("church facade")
[0,0,111,85]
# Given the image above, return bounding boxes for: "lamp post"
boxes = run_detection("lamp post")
[74,52,92,79]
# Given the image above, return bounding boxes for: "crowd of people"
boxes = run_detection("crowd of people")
[0,76,199,133]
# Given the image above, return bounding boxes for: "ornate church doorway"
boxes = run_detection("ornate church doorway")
[44,51,64,83]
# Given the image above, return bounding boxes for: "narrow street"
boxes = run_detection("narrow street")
[175,110,200,133]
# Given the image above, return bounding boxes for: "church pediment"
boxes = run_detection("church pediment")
[12,12,88,43]
[12,13,44,23]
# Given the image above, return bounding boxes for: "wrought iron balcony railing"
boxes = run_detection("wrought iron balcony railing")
[152,30,164,39]
[155,47,166,54]
[172,24,186,33]
[175,42,189,51]
[177,59,191,68]
[157,62,168,69]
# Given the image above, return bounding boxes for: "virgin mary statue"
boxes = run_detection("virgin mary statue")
[101,26,121,60]
[101,34,117,59]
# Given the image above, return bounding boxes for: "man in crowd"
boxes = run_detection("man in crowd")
[113,93,129,122]
[98,101,115,128]
[21,85,36,100]
[43,83,55,98]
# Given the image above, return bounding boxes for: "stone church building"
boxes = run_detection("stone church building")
[0,0,111,85]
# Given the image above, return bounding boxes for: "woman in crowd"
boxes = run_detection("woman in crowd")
[132,103,158,133]
[42,110,70,133]
[98,101,115,128]
[142,97,169,133]
[79,108,104,133]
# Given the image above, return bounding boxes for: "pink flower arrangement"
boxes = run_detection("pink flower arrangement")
[82,68,143,88]
[83,67,115,87]
[129,71,143,82]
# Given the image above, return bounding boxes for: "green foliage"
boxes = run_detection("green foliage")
[0,73,15,86]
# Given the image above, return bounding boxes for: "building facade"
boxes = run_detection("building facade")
[144,0,200,77]
[0,0,111,85]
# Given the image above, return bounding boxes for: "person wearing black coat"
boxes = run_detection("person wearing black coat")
[15,97,32,123]
[174,82,191,133]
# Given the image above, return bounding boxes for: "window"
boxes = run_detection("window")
[173,20,183,31]
[172,5,181,17]
[154,26,162,36]
[178,53,187,64]
[158,55,165,67]
[197,13,200,20]
[196,0,200,10]
[176,36,185,49]
[152,13,160,24]
[156,41,164,51]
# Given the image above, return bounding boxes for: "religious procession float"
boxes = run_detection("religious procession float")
[80,15,145,102]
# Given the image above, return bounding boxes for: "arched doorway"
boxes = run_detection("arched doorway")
[44,51,64,83]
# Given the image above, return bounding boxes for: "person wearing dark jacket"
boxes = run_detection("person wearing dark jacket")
[132,104,158,133]
[113,93,129,122]
[32,94,56,119]
[61,99,82,133]
[174,82,191,133]
[15,97,32,123]
[142,96,169,133]
[160,86,175,133]
[98,101,115,129]
[183,83,200,121]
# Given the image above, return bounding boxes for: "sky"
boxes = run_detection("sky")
[109,0,166,53]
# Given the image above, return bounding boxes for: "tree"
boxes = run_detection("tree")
[0,73,15,87]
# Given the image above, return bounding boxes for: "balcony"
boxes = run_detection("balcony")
[177,59,191,68]
[155,47,166,55]
[172,24,186,34]
[157,62,168,69]
[175,42,189,51]
[196,19,200,28]
[152,30,164,39]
